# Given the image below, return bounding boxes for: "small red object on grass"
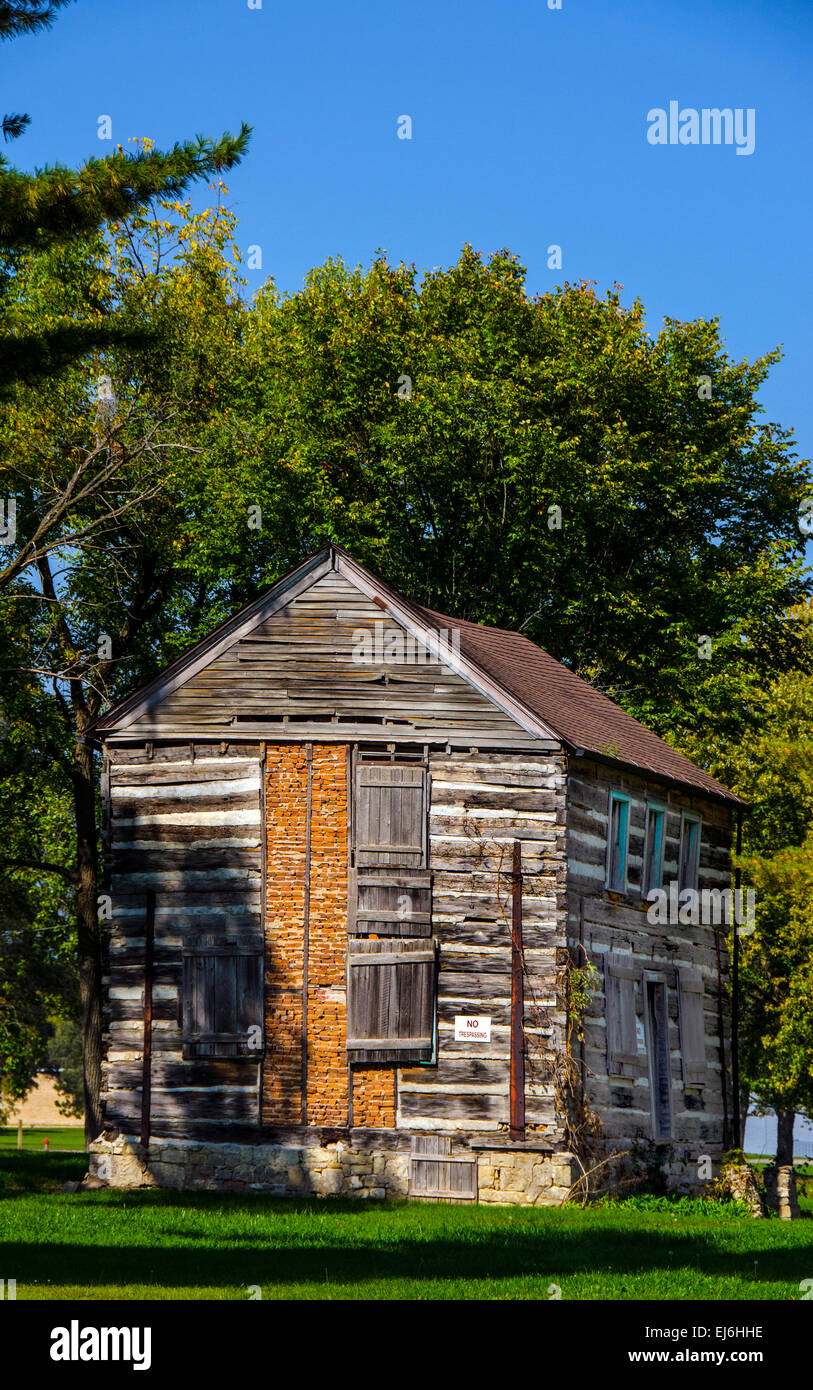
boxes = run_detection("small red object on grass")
[43,1136,50,1151]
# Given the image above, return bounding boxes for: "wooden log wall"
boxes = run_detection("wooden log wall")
[397,750,569,1138]
[101,743,264,1134]
[566,757,733,1154]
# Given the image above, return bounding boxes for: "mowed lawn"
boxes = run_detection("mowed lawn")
[0,1127,85,1152]
[1,1154,812,1300]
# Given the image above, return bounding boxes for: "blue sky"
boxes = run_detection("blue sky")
[6,0,813,498]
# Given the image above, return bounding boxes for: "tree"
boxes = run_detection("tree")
[0,2,249,391]
[190,248,811,747]
[45,1015,84,1117]
[0,188,249,1139]
[0,598,77,1120]
[716,659,813,1167]
[739,830,813,1165]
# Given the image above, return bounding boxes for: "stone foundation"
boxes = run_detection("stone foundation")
[88,1135,581,1205]
[476,1150,580,1206]
[89,1134,410,1198]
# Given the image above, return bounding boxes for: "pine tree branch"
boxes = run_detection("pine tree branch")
[0,323,154,393]
[0,1,73,41]
[0,124,251,251]
[2,113,30,141]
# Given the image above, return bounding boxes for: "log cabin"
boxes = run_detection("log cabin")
[85,544,743,1203]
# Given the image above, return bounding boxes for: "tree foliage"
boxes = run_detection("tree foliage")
[2,206,811,1134]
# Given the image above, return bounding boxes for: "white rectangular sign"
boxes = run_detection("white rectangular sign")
[454,1015,492,1042]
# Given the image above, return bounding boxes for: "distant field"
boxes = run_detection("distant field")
[0,1127,85,1153]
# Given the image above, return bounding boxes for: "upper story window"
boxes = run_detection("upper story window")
[642,804,666,896]
[605,791,630,892]
[678,813,702,892]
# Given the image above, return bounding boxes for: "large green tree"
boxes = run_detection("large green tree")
[721,661,813,1165]
[0,190,249,1138]
[187,248,812,744]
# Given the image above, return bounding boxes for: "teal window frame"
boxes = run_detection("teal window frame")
[642,803,666,896]
[605,791,631,893]
[678,813,702,892]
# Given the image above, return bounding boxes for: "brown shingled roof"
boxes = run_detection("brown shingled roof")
[410,602,743,806]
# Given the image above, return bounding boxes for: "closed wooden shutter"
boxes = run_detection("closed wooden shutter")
[678,967,707,1086]
[355,764,427,867]
[354,869,432,937]
[347,938,436,1063]
[604,951,642,1077]
[182,935,263,1059]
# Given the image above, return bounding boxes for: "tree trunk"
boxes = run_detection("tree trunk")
[73,735,103,1146]
[738,1083,750,1150]
[776,1108,795,1166]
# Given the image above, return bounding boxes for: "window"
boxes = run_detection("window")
[347,758,437,1061]
[605,791,630,892]
[642,804,666,896]
[351,760,432,936]
[181,935,263,1059]
[347,939,436,1063]
[644,979,672,1140]
[678,813,702,892]
[354,762,427,868]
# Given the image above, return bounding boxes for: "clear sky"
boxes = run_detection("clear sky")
[6,0,813,501]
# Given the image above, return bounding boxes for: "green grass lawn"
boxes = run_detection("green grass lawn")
[0,1126,85,1152]
[1,1153,812,1300]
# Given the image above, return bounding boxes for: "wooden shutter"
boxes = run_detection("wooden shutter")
[678,967,707,1086]
[182,935,263,1059]
[347,938,436,1063]
[604,951,641,1077]
[354,869,432,937]
[355,764,427,867]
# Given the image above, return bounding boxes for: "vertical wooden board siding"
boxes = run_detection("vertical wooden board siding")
[122,571,541,745]
[102,746,263,1132]
[566,758,732,1151]
[396,750,569,1136]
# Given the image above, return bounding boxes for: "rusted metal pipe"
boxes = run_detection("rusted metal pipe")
[140,889,155,1154]
[732,808,743,1148]
[510,839,525,1141]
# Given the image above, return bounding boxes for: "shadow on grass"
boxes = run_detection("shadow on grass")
[0,1152,87,1192]
[2,1205,812,1293]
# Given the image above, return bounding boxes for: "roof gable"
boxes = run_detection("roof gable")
[93,550,556,745]
[91,545,742,805]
